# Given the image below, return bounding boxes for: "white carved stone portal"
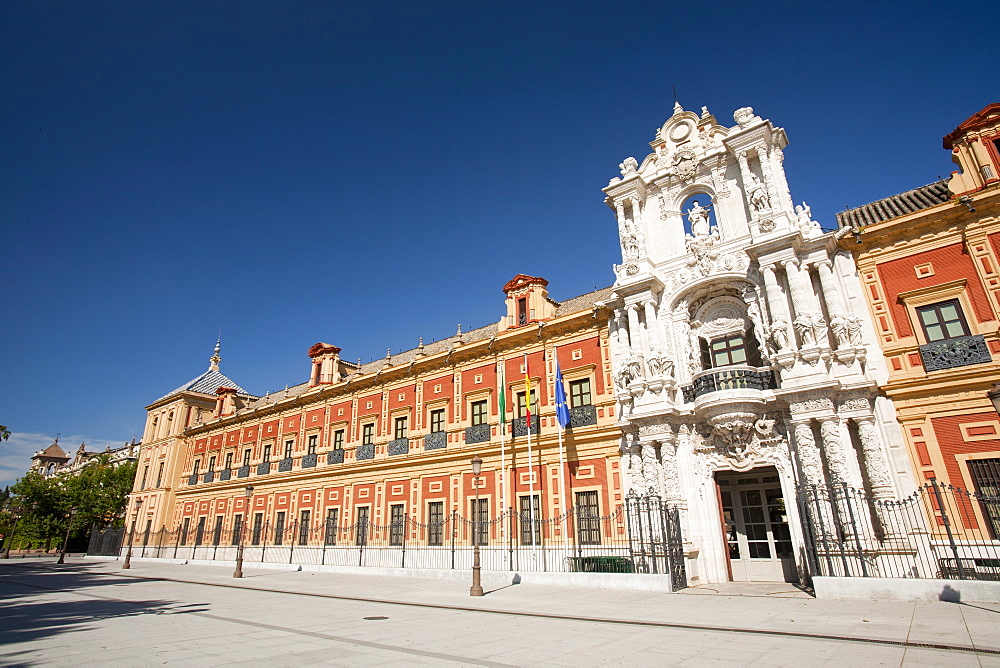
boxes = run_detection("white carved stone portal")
[600,103,915,584]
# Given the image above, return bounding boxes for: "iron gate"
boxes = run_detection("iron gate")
[625,490,687,591]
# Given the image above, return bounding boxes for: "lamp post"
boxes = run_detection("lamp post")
[1,507,24,559]
[470,455,484,597]
[57,507,78,564]
[122,497,143,569]
[234,485,253,578]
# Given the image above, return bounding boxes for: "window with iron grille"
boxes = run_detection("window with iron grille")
[569,378,592,408]
[917,300,971,342]
[307,434,317,455]
[390,504,406,546]
[299,510,311,545]
[516,390,538,418]
[194,517,205,546]
[192,459,200,476]
[243,449,252,467]
[355,507,370,546]
[430,408,445,434]
[427,501,444,546]
[284,440,293,459]
[180,517,190,545]
[968,458,1000,539]
[324,508,339,546]
[471,498,489,546]
[232,514,243,545]
[333,429,345,450]
[519,495,541,545]
[156,462,164,487]
[224,452,233,469]
[213,516,223,546]
[274,511,286,545]
[362,424,374,446]
[575,491,602,545]
[251,513,263,545]
[471,400,488,426]
[262,444,271,462]
[394,416,408,440]
[208,456,216,472]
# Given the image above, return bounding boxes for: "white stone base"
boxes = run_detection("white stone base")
[813,575,1000,603]
[85,555,677,592]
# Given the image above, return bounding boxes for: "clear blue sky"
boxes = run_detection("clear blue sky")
[2,1,997,484]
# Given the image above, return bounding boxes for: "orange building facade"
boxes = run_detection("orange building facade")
[837,104,1000,538]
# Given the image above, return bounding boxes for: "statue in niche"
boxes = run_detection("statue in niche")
[829,314,850,348]
[768,319,790,352]
[793,314,816,346]
[622,232,639,261]
[747,173,769,211]
[847,315,864,346]
[685,200,712,238]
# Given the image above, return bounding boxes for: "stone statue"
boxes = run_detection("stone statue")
[686,200,712,237]
[619,157,638,176]
[793,314,816,346]
[622,232,639,261]
[847,315,864,346]
[747,173,769,211]
[829,314,850,348]
[646,351,663,377]
[768,319,789,352]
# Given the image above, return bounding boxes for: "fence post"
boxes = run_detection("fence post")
[321,519,328,566]
[173,527,180,560]
[450,510,457,570]
[289,521,296,565]
[507,507,514,571]
[929,478,965,580]
[840,482,869,577]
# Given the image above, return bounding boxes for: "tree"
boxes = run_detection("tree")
[0,425,10,441]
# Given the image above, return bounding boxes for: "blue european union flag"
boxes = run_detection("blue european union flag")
[555,360,571,429]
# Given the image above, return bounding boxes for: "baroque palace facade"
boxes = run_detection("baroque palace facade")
[128,103,945,585]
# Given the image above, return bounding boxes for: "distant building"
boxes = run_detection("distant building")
[837,103,1000,537]
[30,438,138,478]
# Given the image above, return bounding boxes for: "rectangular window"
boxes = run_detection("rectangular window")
[333,429,345,450]
[427,501,444,546]
[251,513,263,545]
[180,517,190,545]
[208,456,216,472]
[212,515,223,546]
[156,462,164,488]
[274,511,286,545]
[918,300,970,342]
[192,459,200,476]
[569,378,592,408]
[362,424,374,446]
[232,514,243,545]
[471,498,489,546]
[519,495,541,546]
[140,466,148,490]
[575,490,602,545]
[262,444,272,462]
[355,507,370,546]
[224,452,233,469]
[517,297,527,325]
[194,517,205,546]
[471,400,488,426]
[243,449,252,467]
[307,434,317,455]
[299,510,311,545]
[324,508,339,546]
[390,504,406,546]
[284,440,293,460]
[143,519,152,546]
[968,458,1000,538]
[430,409,445,434]
[516,390,538,419]
[710,335,748,368]
[394,416,408,440]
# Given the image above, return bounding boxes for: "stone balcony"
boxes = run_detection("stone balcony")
[919,335,992,371]
[682,365,776,425]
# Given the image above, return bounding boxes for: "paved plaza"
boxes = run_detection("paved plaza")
[1,557,999,666]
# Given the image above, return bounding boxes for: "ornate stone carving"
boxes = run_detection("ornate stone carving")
[919,334,992,371]
[793,313,827,347]
[671,149,697,181]
[685,200,712,238]
[818,419,849,483]
[619,157,638,176]
[637,415,673,436]
[693,413,784,470]
[747,173,770,211]
[789,398,834,415]
[855,417,894,493]
[767,318,790,353]
[733,106,756,128]
[838,397,871,413]
[792,421,822,484]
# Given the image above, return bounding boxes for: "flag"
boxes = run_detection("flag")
[497,358,506,427]
[555,357,570,429]
[523,353,531,430]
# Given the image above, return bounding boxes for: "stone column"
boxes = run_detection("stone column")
[659,432,681,502]
[309,360,320,385]
[616,308,631,357]
[818,418,854,484]
[854,416,905,542]
[641,441,659,495]
[615,199,627,233]
[627,304,643,357]
[782,258,823,347]
[793,419,836,542]
[761,264,793,350]
[815,259,847,349]
[643,300,660,350]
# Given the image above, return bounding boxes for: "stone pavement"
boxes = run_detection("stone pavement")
[1,556,999,666]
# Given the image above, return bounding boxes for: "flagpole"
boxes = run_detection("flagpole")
[497,356,507,556]
[554,345,567,521]
[524,352,537,563]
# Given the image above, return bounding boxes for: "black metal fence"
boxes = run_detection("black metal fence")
[90,494,686,588]
[799,480,1000,581]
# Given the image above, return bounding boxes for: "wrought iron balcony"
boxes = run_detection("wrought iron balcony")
[512,417,540,437]
[569,405,598,428]
[424,431,447,450]
[302,453,318,468]
[256,462,271,476]
[356,443,375,461]
[919,335,992,371]
[202,471,214,483]
[388,437,409,456]
[465,423,491,444]
[187,474,199,486]
[237,465,250,478]
[681,366,776,402]
[328,449,345,464]
[278,457,293,472]
[219,469,232,481]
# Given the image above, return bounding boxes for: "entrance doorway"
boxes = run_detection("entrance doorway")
[716,468,797,582]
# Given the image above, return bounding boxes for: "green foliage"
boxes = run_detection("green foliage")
[0,425,10,441]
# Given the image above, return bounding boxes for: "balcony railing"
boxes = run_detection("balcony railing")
[257,462,271,476]
[202,471,214,483]
[237,465,250,478]
[465,423,491,444]
[187,474,199,486]
[219,469,232,481]
[569,405,598,428]
[512,417,540,437]
[388,437,409,456]
[424,431,447,450]
[919,334,992,371]
[302,453,318,468]
[356,443,375,461]
[681,366,776,402]
[328,449,345,464]
[278,457,293,472]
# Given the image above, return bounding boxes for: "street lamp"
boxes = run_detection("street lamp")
[470,455,484,597]
[1,506,24,559]
[57,507,78,564]
[122,497,143,570]
[234,485,254,578]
